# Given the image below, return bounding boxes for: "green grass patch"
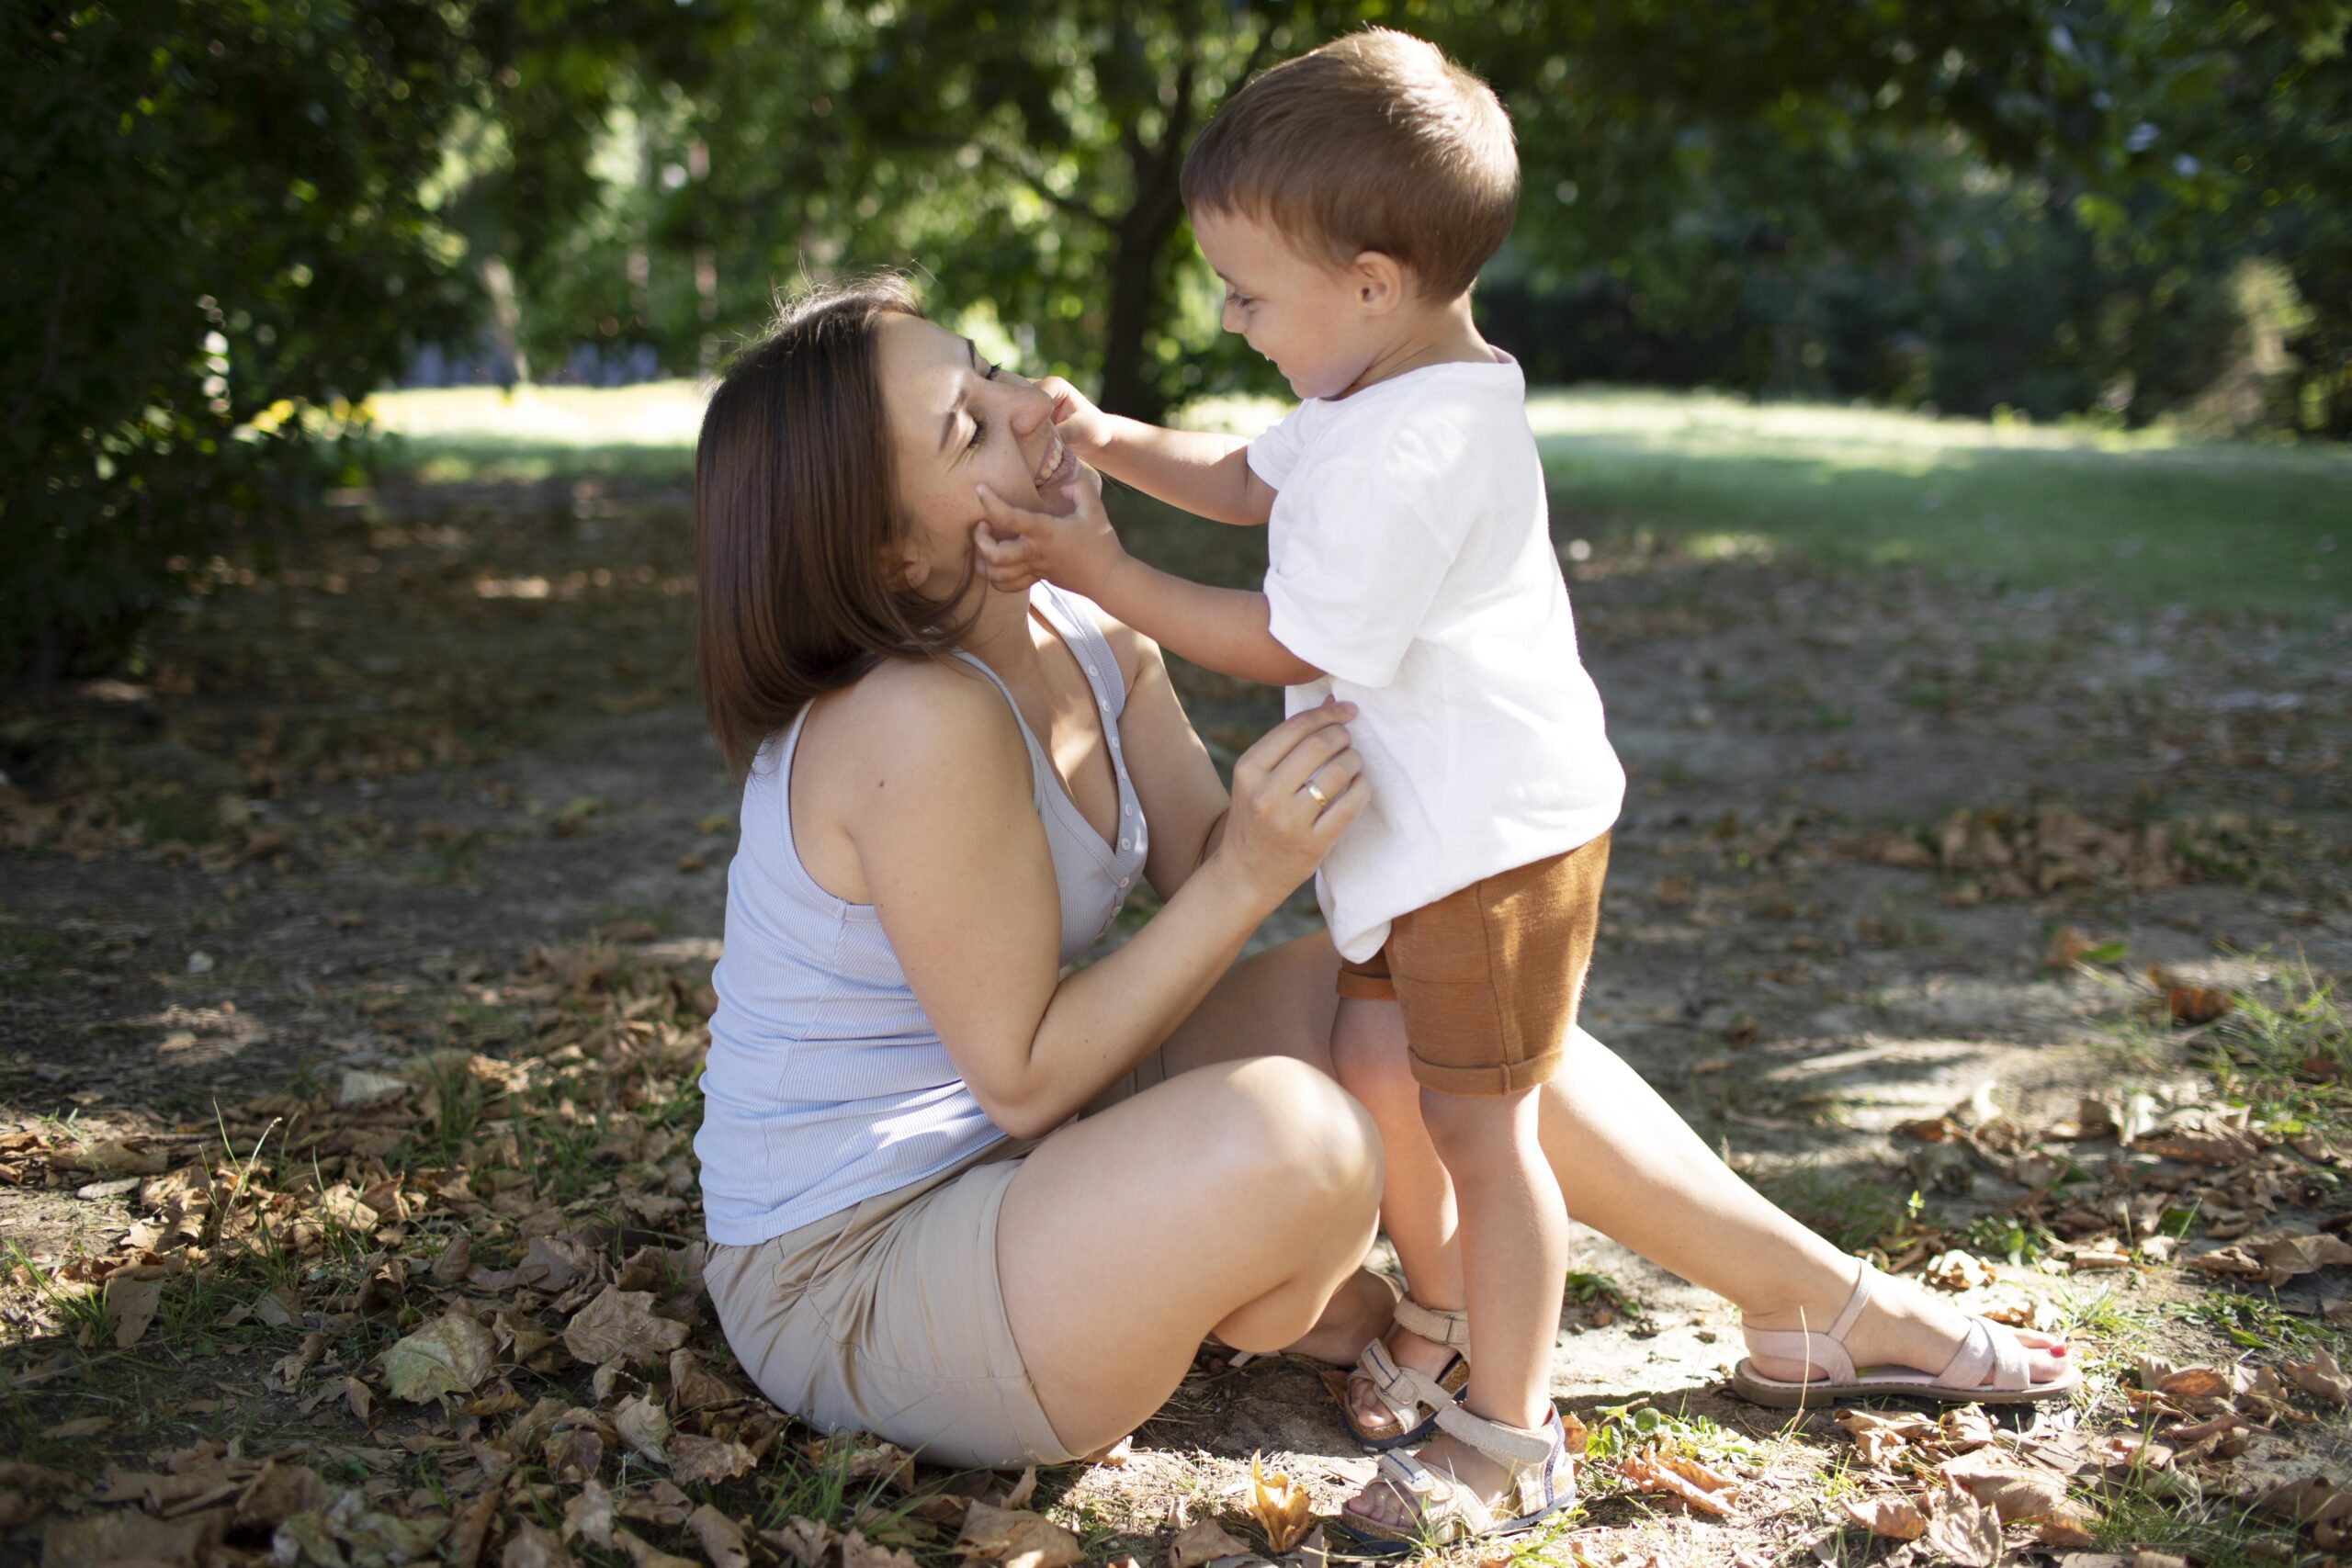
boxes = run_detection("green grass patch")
[364,383,2352,616]
[1530,389,2352,616]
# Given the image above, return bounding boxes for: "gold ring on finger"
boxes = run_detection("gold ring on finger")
[1305,777,1330,807]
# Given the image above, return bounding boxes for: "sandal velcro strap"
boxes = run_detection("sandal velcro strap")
[1359,1338,1452,1421]
[1392,1298,1472,1355]
[1432,1404,1560,1467]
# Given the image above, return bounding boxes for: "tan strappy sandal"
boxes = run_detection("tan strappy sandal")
[1340,1297,1472,1450]
[1340,1402,1577,1554]
[1730,1258,2080,1408]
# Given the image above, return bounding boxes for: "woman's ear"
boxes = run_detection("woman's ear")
[1351,251,1409,314]
[888,536,932,592]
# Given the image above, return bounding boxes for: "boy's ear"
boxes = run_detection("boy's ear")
[1350,251,1410,314]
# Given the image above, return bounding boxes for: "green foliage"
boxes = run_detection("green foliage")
[0,0,478,678]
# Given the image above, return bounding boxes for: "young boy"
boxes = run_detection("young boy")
[971,28,1623,1548]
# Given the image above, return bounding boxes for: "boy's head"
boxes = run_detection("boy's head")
[1181,28,1517,398]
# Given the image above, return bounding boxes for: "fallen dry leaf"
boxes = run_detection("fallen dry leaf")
[842,1527,922,1568]
[505,1521,576,1568]
[615,1389,672,1463]
[1247,1455,1314,1555]
[450,1488,500,1568]
[615,1526,701,1568]
[566,1479,617,1550]
[2037,1515,2100,1550]
[1839,1496,1925,1540]
[44,1507,230,1568]
[1951,1465,2072,1523]
[383,1310,498,1403]
[1924,1250,1996,1292]
[1621,1446,1738,1517]
[764,1517,837,1568]
[104,1275,162,1348]
[564,1286,689,1367]
[686,1506,752,1568]
[1167,1518,1256,1568]
[1939,1404,1998,1452]
[2156,1367,2233,1401]
[670,1433,757,1487]
[956,1503,1083,1568]
[1920,1482,2004,1568]
[2285,1346,2352,1404]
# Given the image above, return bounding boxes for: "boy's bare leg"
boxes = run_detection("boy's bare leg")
[1332,999,1462,1292]
[1159,937,2069,1398]
[1331,998,1464,1437]
[1347,1085,1564,1524]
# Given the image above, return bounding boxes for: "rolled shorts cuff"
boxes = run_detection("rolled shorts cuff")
[1408,1043,1566,1097]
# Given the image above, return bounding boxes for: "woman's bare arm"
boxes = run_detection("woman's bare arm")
[843,664,1363,1138]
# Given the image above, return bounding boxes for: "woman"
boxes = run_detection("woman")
[690,278,2071,1481]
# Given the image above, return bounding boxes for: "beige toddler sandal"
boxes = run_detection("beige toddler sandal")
[1730,1258,2080,1409]
[1340,1402,1577,1555]
[1340,1297,1472,1450]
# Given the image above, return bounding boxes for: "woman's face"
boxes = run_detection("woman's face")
[875,312,1080,599]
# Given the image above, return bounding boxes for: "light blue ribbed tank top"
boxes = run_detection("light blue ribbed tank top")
[695,584,1150,1247]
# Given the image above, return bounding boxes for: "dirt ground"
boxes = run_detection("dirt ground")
[3,458,2350,1568]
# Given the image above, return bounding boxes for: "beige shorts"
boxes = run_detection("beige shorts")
[702,1048,1174,1469]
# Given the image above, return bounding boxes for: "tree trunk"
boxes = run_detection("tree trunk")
[1099,207,1180,419]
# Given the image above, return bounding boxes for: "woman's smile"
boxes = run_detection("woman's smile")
[1033,429,1073,491]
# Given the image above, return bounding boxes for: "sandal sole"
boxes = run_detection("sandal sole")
[1338,1497,1573,1558]
[1729,1359,2081,1409]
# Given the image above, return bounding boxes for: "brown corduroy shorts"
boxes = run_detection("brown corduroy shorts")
[1336,833,1611,1097]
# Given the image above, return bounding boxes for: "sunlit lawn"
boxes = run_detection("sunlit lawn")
[368,381,2352,615]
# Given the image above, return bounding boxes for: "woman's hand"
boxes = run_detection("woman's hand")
[1037,376,1113,458]
[1211,699,1368,907]
[975,464,1126,599]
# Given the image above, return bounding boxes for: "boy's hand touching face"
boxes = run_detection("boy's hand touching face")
[1036,376,1112,457]
[974,464,1125,599]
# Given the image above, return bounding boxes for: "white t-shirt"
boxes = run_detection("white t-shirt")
[1249,352,1624,963]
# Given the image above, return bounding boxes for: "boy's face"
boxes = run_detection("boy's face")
[1192,207,1393,400]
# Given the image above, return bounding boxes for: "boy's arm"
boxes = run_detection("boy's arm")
[1042,377,1275,526]
[974,479,1319,687]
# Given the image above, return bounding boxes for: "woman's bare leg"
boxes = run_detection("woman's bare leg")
[1532,1026,2068,1383]
[1147,934,2068,1416]
[1344,1018,2067,1400]
[996,1052,1384,1456]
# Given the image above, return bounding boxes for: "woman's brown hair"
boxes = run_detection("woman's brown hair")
[695,276,967,776]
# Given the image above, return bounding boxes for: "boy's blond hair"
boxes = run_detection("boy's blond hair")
[1180,28,1518,299]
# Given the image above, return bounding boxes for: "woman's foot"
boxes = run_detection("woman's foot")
[1741,1259,2071,1390]
[1277,1266,1402,1368]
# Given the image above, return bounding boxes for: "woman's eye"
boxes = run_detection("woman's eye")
[982,360,1001,380]
[967,416,987,450]
[1227,290,1254,310]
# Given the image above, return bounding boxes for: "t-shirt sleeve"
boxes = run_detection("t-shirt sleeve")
[1263,443,1465,689]
[1244,405,1306,490]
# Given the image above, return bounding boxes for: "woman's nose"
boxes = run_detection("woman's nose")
[1005,379,1052,435]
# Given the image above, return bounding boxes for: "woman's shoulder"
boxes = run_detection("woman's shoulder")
[1057,593,1158,697]
[803,656,1030,788]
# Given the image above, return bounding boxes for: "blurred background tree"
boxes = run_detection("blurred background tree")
[6,0,2346,678]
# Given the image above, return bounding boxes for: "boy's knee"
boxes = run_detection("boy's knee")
[1419,1083,1534,1157]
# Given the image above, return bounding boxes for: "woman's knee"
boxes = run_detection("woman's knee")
[1188,1056,1384,1213]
